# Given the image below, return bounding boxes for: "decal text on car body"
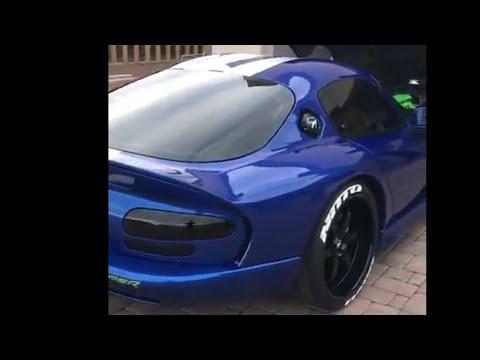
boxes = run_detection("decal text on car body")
[109,274,141,288]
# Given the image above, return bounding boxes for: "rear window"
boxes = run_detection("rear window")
[109,69,295,162]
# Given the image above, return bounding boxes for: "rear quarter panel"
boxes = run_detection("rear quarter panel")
[227,137,393,267]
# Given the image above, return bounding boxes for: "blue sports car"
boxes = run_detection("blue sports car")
[108,53,426,311]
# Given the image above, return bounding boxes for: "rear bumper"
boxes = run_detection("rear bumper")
[108,253,301,304]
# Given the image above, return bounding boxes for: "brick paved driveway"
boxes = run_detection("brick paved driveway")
[108,65,426,315]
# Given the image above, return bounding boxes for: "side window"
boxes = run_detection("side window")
[319,78,404,138]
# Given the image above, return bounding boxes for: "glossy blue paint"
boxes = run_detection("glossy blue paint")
[108,57,426,303]
[109,254,301,304]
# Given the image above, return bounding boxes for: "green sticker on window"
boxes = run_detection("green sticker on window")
[393,93,417,110]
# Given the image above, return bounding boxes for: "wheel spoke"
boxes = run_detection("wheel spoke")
[343,232,357,245]
[324,202,367,291]
[329,222,339,238]
[340,252,353,269]
[326,253,340,284]
[337,210,351,236]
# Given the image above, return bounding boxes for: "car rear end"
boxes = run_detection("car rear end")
[108,151,300,303]
[108,64,299,303]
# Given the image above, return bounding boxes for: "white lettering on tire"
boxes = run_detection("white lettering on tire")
[319,184,363,243]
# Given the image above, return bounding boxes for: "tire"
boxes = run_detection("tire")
[297,182,378,311]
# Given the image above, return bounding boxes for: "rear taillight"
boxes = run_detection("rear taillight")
[123,209,236,241]
[123,238,196,257]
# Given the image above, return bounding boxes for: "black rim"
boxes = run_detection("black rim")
[324,199,373,297]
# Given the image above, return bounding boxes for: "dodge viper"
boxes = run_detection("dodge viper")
[108,53,426,311]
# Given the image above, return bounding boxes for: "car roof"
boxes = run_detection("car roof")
[256,58,371,90]
[171,53,373,93]
[171,53,297,76]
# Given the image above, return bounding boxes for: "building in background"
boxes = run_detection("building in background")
[109,45,426,92]
[108,45,334,66]
[108,45,210,65]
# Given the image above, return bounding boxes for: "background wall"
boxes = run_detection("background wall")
[211,45,264,55]
[325,45,426,91]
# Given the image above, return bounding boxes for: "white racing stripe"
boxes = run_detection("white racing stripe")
[171,54,294,76]
[171,53,262,72]
[231,57,295,76]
